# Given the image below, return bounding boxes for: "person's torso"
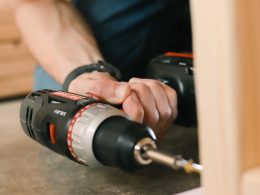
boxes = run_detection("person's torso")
[73,0,192,79]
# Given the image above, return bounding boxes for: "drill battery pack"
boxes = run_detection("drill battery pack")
[146,52,197,127]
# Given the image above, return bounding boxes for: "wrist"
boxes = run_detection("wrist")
[68,71,116,92]
[59,54,103,83]
[62,61,122,91]
[73,71,116,82]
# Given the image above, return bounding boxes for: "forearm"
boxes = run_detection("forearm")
[13,0,103,83]
[12,1,178,138]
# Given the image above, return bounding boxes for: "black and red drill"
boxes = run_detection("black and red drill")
[20,53,202,173]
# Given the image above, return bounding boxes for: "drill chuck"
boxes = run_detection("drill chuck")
[67,103,127,167]
[20,90,202,173]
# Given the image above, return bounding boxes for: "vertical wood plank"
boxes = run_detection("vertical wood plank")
[190,0,240,195]
[0,0,20,41]
[236,0,260,171]
[242,167,260,195]
[0,0,36,97]
[191,0,260,194]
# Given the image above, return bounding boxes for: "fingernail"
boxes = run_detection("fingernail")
[116,83,129,100]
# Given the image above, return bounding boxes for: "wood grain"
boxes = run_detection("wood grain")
[237,0,260,172]
[0,41,31,60]
[242,167,260,195]
[0,0,36,98]
[0,57,35,78]
[191,0,260,194]
[0,0,20,41]
[0,72,33,97]
[0,42,36,97]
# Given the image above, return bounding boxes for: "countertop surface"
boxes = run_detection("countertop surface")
[0,100,200,195]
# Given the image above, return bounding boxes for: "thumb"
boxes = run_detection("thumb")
[69,78,131,104]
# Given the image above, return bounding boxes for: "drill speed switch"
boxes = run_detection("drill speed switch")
[20,90,202,173]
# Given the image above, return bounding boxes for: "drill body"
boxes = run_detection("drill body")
[20,90,156,171]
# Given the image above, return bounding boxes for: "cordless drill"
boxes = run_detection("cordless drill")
[147,52,196,127]
[20,53,201,173]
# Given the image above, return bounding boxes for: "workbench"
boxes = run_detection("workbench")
[0,100,200,194]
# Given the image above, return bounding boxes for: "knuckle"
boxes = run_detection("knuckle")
[169,89,177,99]
[149,110,160,126]
[154,111,160,122]
[173,108,178,120]
[169,107,178,121]
[129,77,139,83]
[137,83,149,91]
[168,90,178,107]
[148,80,161,88]
[161,107,172,119]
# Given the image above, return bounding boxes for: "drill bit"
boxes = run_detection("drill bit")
[143,147,203,174]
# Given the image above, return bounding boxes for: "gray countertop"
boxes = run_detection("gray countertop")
[0,100,200,195]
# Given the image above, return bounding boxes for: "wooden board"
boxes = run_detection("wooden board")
[0,42,36,98]
[0,55,35,78]
[0,44,34,98]
[0,0,36,98]
[0,72,33,98]
[236,0,260,172]
[191,0,260,194]
[0,0,20,41]
[242,167,260,195]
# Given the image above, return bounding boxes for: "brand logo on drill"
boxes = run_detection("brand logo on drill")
[54,109,67,116]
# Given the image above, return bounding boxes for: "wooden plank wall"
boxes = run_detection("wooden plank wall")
[0,0,36,98]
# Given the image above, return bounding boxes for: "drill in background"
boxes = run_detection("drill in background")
[147,52,197,127]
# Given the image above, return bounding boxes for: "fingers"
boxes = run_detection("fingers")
[160,82,178,120]
[122,92,144,123]
[129,82,159,129]
[69,72,145,123]
[68,72,131,104]
[130,79,171,130]
[68,72,178,140]
[129,78,178,136]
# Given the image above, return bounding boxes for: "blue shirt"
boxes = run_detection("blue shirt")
[35,0,191,89]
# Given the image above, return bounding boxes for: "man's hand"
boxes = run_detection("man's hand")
[69,73,178,138]
[127,78,178,138]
